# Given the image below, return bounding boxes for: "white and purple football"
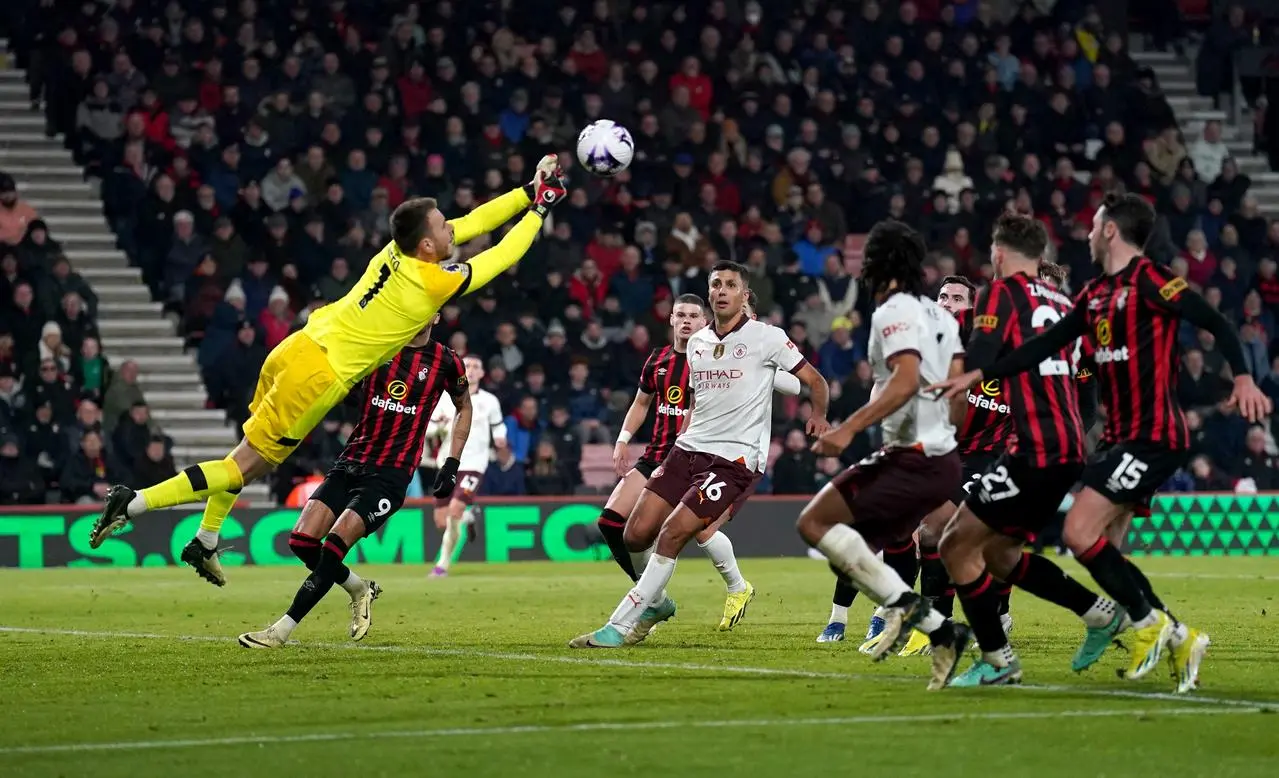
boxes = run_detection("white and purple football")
[576,119,634,177]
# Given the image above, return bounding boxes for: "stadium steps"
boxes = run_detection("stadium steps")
[0,53,270,504]
[1132,49,1279,216]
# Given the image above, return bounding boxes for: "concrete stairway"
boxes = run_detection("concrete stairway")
[1132,49,1279,216]
[0,63,271,503]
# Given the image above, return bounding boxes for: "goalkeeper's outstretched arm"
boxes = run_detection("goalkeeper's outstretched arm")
[447,188,532,246]
[453,211,544,297]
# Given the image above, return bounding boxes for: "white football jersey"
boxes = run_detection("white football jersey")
[868,293,961,457]
[434,389,506,471]
[678,318,804,472]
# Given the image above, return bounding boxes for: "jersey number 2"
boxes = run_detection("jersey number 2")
[359,265,392,309]
[1030,307,1074,376]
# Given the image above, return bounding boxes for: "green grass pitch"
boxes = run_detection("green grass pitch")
[2,555,1278,777]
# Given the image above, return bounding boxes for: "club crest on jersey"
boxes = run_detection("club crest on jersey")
[666,386,684,405]
[713,344,725,359]
[387,380,409,400]
[1095,319,1113,347]
[418,367,429,381]
[732,344,748,359]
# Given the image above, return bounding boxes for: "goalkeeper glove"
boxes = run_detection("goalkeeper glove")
[530,171,567,219]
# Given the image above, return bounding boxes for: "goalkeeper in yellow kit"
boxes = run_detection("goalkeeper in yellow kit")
[89,156,570,586]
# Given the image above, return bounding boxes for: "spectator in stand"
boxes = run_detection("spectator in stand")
[556,360,610,444]
[1188,454,1233,491]
[1188,121,1231,182]
[112,400,162,473]
[258,286,295,350]
[1239,425,1279,490]
[504,396,543,464]
[40,255,98,320]
[525,440,574,496]
[817,316,862,382]
[61,430,126,504]
[27,359,74,424]
[542,405,584,487]
[101,360,144,435]
[771,429,819,495]
[0,176,39,248]
[72,336,109,407]
[132,435,178,489]
[1181,230,1218,289]
[25,400,64,493]
[0,433,43,505]
[482,442,527,496]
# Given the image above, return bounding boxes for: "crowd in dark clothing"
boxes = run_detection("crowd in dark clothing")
[3,0,1276,501]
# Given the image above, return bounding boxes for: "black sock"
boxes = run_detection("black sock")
[919,545,954,617]
[1125,557,1171,620]
[1076,539,1152,622]
[286,534,351,624]
[883,538,920,589]
[597,510,637,582]
[995,584,1012,616]
[955,570,1008,653]
[287,531,321,570]
[830,563,858,609]
[1003,552,1100,618]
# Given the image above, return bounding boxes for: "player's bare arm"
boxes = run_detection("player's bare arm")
[794,362,830,436]
[813,352,919,456]
[614,389,653,476]
[447,388,474,462]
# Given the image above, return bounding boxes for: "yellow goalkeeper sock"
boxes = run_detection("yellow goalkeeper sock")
[198,489,240,535]
[139,458,245,512]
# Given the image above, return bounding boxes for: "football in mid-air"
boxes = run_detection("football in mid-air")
[576,119,634,177]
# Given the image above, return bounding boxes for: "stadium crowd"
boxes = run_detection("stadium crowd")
[2,0,1278,505]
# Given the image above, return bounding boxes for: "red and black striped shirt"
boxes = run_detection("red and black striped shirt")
[954,308,1014,456]
[340,341,468,472]
[638,345,690,463]
[968,272,1086,466]
[1076,257,1190,450]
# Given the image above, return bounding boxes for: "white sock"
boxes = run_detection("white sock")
[916,607,946,634]
[339,570,365,598]
[816,524,911,606]
[1131,610,1160,629]
[1081,597,1118,628]
[271,615,298,640]
[829,603,849,625]
[698,531,746,593]
[872,605,889,619]
[608,554,676,632]
[436,516,461,570]
[195,528,218,550]
[627,543,654,579]
[126,492,148,517]
[983,644,1017,668]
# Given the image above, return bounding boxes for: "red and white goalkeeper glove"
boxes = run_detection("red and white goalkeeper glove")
[530,170,567,219]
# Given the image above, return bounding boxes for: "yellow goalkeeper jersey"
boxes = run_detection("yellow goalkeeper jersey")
[303,188,539,382]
